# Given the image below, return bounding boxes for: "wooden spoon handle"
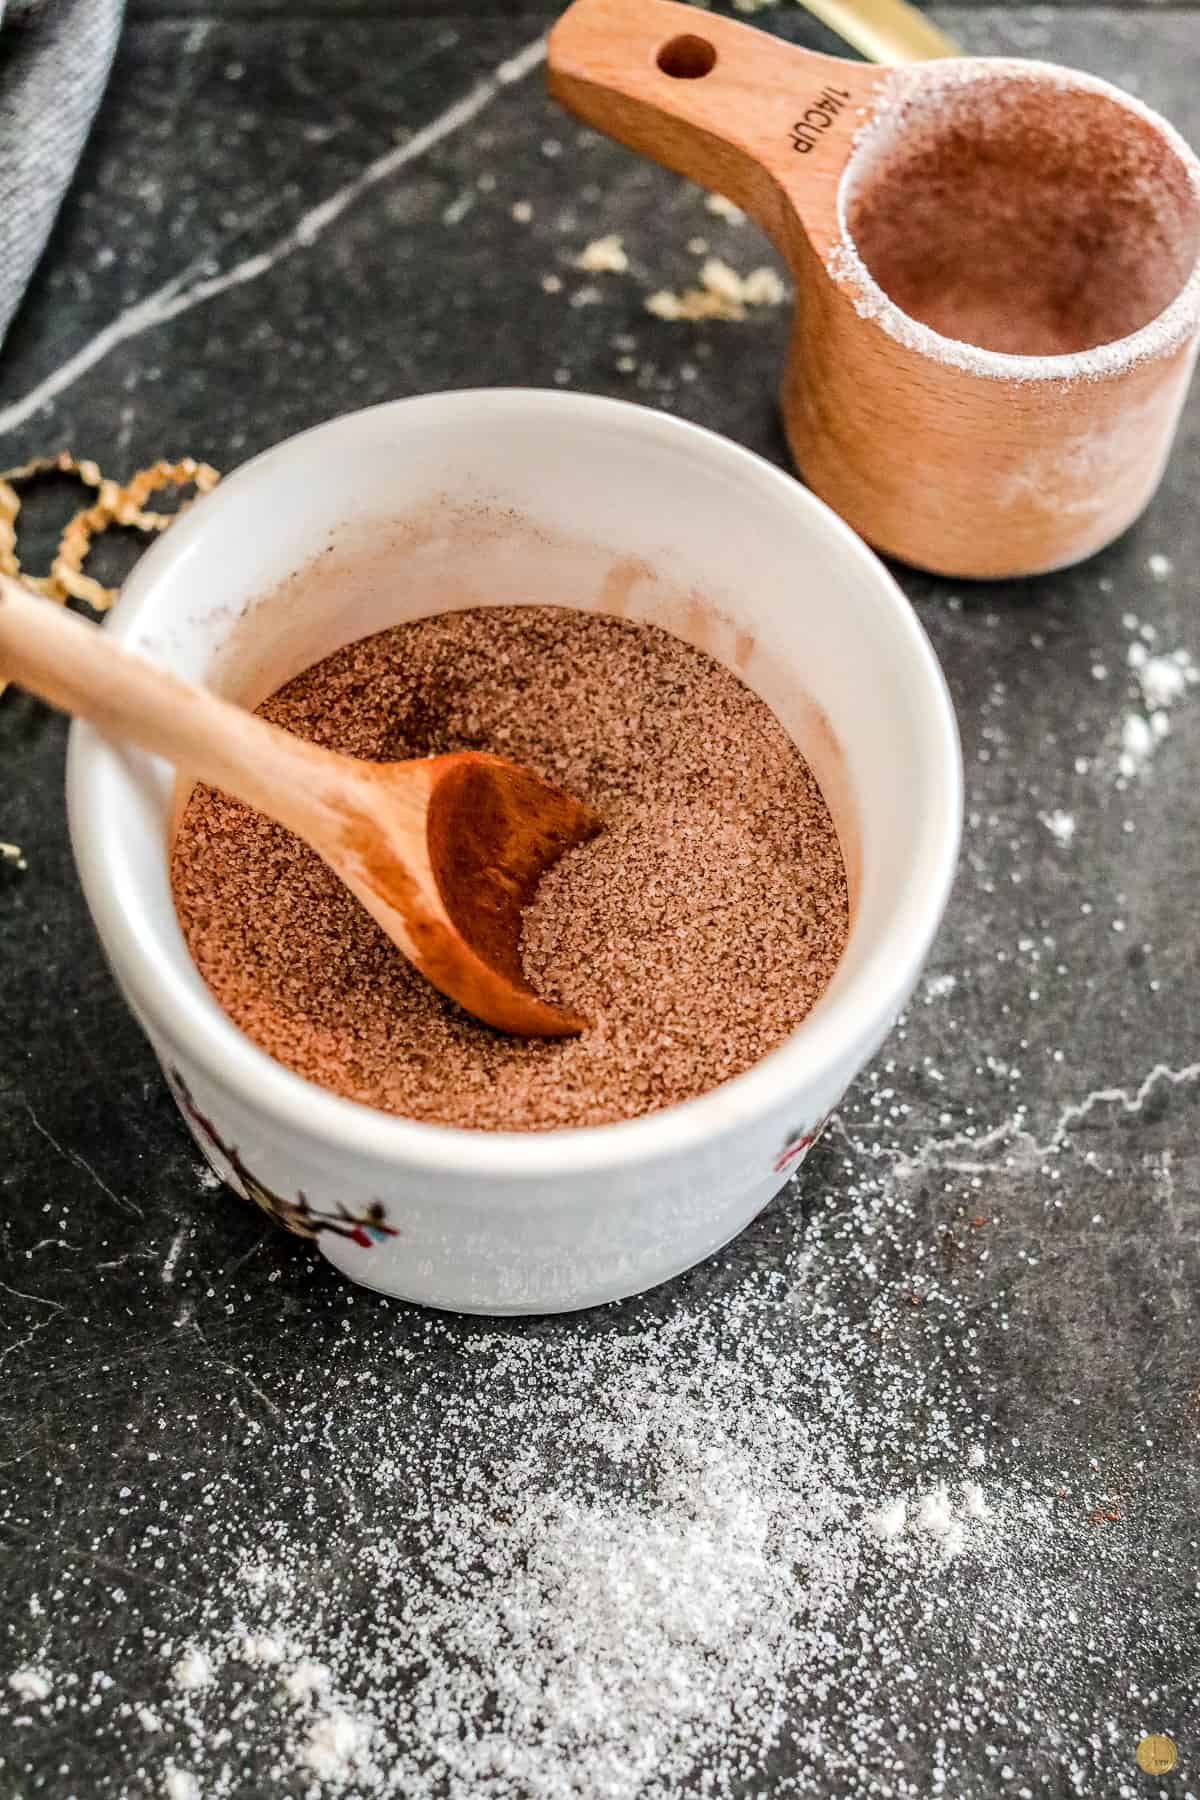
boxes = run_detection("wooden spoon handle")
[0,575,352,844]
[547,0,881,247]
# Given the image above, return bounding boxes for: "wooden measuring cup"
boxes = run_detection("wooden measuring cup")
[548,0,1200,577]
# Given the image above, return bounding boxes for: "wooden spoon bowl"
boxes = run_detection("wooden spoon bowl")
[0,576,600,1038]
[549,0,1200,577]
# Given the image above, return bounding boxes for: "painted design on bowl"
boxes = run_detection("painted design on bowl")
[773,1111,832,1176]
[167,1069,398,1248]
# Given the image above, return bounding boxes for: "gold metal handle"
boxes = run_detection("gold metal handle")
[797,0,959,63]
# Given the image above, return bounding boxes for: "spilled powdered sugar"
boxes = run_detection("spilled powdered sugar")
[1117,708,1170,778]
[171,1648,214,1692]
[50,1341,1000,1797]
[4,1084,1194,1799]
[1115,621,1197,779]
[1128,641,1196,710]
[8,1667,51,1701]
[353,1402,864,1796]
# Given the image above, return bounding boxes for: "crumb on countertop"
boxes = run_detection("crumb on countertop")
[705,192,746,224]
[575,233,629,274]
[646,257,788,322]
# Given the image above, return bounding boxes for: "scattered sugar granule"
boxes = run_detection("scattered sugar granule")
[1039,810,1076,847]
[1147,552,1172,580]
[137,1705,161,1732]
[8,1667,51,1700]
[963,1482,991,1520]
[967,1444,987,1469]
[0,841,27,869]
[163,1769,199,1800]
[1118,711,1164,777]
[171,1646,213,1690]
[924,972,957,1001]
[705,192,745,224]
[511,200,533,224]
[1138,650,1195,709]
[941,1518,967,1560]
[540,273,563,294]
[915,1486,955,1539]
[866,1496,908,1540]
[1119,712,1152,771]
[570,284,603,309]
[239,1632,284,1666]
[687,236,709,255]
[303,1709,364,1779]
[194,1161,220,1192]
[283,1660,331,1703]
[576,234,628,274]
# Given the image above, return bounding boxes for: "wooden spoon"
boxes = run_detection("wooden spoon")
[0,576,601,1038]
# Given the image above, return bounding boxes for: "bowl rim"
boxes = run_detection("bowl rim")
[67,389,962,1180]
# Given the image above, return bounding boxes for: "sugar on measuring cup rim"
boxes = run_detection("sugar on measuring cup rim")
[827,57,1200,385]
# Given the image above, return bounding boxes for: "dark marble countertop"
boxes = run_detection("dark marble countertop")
[2,5,1198,1797]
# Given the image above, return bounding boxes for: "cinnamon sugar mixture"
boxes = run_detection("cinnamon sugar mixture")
[170,607,848,1130]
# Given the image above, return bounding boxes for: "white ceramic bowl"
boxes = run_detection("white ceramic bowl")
[67,390,960,1315]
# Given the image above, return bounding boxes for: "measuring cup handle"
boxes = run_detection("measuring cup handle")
[547,0,880,249]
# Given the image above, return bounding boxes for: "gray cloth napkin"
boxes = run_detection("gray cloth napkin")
[0,0,123,347]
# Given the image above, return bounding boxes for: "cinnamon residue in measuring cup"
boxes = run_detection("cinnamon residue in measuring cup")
[170,608,848,1131]
[844,67,1200,357]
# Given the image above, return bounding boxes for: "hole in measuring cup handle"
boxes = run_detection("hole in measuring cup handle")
[657,34,717,79]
